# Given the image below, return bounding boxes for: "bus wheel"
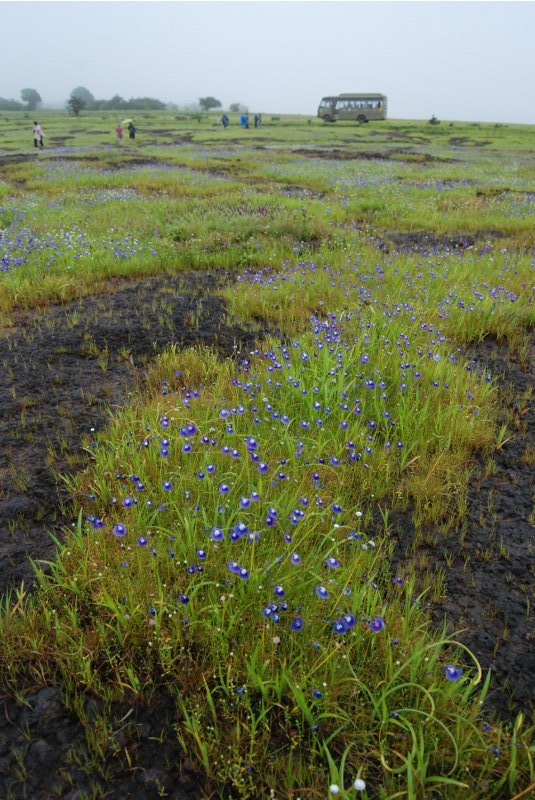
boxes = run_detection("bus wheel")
[323,115,333,123]
[357,115,367,124]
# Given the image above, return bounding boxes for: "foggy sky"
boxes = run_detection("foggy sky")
[1,1,534,124]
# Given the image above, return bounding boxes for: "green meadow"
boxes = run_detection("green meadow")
[0,110,533,798]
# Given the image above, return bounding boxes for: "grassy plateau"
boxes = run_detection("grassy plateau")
[0,109,533,799]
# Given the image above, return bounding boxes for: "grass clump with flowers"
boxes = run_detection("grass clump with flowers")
[2,303,533,797]
[0,112,534,797]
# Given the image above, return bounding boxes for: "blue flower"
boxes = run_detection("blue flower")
[332,619,347,634]
[369,616,385,632]
[210,526,224,542]
[112,523,126,537]
[444,664,463,681]
[290,617,303,631]
[233,522,249,538]
[315,585,329,600]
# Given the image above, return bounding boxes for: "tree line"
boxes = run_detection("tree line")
[0,88,241,116]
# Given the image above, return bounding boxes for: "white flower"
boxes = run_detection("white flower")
[329,786,341,795]
[354,778,366,791]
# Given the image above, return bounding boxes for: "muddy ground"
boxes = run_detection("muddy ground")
[0,270,533,798]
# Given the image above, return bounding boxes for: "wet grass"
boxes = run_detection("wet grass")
[0,111,534,798]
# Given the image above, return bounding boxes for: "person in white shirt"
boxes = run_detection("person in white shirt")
[33,122,44,148]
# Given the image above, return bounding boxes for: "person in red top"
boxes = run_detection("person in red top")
[115,123,123,145]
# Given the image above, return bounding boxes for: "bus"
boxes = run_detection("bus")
[317,93,387,123]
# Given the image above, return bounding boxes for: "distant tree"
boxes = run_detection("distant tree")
[0,97,23,111]
[67,96,86,116]
[71,86,94,107]
[20,88,42,110]
[126,96,166,110]
[229,102,247,113]
[199,96,222,112]
[107,94,129,110]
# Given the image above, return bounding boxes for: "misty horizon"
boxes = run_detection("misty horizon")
[1,1,534,125]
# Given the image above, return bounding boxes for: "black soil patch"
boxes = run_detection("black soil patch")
[98,156,177,171]
[391,334,534,722]
[0,270,268,598]
[0,154,39,166]
[377,229,505,252]
[293,147,459,164]
[142,128,178,136]
[48,136,76,144]
[0,684,204,799]
[449,136,492,147]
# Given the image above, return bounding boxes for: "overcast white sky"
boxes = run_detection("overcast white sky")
[1,1,534,124]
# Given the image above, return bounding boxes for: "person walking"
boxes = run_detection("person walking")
[128,122,136,141]
[115,123,123,145]
[221,113,229,128]
[33,121,44,148]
